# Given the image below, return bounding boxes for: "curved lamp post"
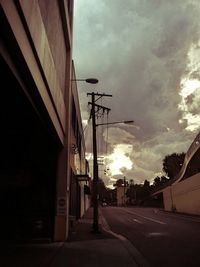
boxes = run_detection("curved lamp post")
[96,120,134,127]
[71,78,99,84]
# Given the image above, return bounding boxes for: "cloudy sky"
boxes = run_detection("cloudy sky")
[73,0,200,188]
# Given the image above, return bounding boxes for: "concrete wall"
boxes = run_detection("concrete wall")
[163,173,200,215]
[38,0,67,96]
[1,0,69,144]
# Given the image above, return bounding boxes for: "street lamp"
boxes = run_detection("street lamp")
[96,120,134,127]
[71,78,99,84]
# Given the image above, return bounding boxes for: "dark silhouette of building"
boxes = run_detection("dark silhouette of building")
[0,0,89,242]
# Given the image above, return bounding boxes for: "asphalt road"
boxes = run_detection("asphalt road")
[101,206,200,267]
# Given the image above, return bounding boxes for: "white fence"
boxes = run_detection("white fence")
[163,173,200,215]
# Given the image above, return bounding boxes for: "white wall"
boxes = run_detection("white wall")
[163,173,200,215]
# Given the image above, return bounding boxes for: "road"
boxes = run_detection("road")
[101,206,200,267]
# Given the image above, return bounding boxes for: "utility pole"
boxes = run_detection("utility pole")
[87,92,112,233]
[124,176,126,206]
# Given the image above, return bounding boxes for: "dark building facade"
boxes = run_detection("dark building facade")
[0,0,89,242]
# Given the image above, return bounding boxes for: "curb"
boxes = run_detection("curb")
[158,209,200,222]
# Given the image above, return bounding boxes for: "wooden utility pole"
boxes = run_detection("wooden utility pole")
[124,176,126,206]
[87,92,112,233]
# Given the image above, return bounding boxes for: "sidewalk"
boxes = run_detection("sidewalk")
[50,207,141,267]
[0,208,148,267]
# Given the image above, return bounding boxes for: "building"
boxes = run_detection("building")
[116,186,128,206]
[69,62,91,225]
[0,0,89,242]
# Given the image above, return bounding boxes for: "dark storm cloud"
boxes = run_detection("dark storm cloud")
[73,0,200,183]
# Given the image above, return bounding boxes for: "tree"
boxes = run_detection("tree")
[151,175,169,189]
[113,178,124,187]
[162,152,185,179]
[153,176,161,187]
[143,179,150,188]
[97,178,112,204]
[126,179,151,205]
[126,181,136,204]
[160,176,169,184]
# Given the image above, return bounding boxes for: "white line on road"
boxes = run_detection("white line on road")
[127,210,167,225]
[100,208,151,267]
[145,232,169,237]
[132,218,143,224]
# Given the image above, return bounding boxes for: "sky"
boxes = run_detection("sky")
[73,0,200,188]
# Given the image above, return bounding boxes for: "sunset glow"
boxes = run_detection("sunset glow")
[107,144,133,176]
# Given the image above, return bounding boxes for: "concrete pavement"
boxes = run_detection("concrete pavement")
[0,207,149,267]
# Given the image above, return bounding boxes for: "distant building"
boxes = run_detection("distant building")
[116,186,128,206]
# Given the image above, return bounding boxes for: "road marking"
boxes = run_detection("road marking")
[146,232,169,237]
[100,209,151,267]
[127,210,167,225]
[132,218,143,224]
